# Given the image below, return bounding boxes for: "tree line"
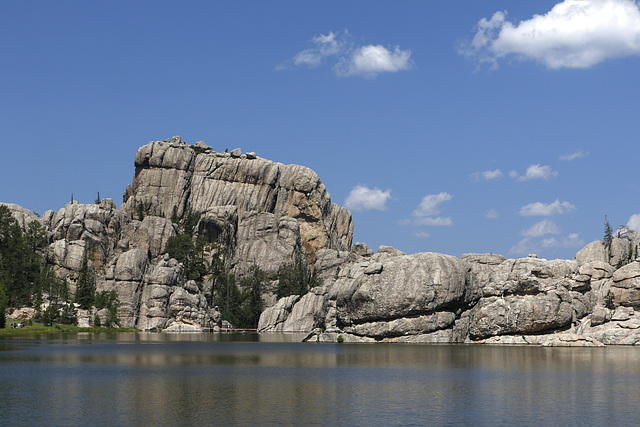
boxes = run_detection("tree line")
[0,205,118,328]
[165,208,321,328]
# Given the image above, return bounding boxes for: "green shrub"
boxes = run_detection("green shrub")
[605,290,615,309]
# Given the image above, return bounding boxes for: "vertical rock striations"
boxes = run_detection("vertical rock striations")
[121,137,354,270]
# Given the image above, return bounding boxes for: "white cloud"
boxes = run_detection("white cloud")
[344,185,392,212]
[335,45,412,77]
[414,231,431,238]
[291,31,343,68]
[413,192,453,217]
[519,199,576,216]
[559,150,589,161]
[522,220,560,237]
[510,164,558,181]
[628,213,640,231]
[463,0,640,69]
[279,30,412,78]
[414,217,453,226]
[485,209,500,219]
[399,192,453,227]
[472,169,503,181]
[510,233,584,255]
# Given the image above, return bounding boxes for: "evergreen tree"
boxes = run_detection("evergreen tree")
[276,252,321,299]
[213,273,242,325]
[0,206,48,307]
[239,265,266,327]
[95,290,119,326]
[0,280,7,329]
[75,253,95,310]
[165,234,208,284]
[604,215,613,259]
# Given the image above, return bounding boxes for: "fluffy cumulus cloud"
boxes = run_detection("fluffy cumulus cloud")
[399,192,453,228]
[509,164,558,181]
[413,192,453,217]
[519,199,576,216]
[279,30,412,78]
[510,233,584,255]
[462,0,640,69]
[344,185,392,212]
[559,150,589,161]
[522,220,561,237]
[628,213,640,231]
[472,169,504,181]
[335,45,412,77]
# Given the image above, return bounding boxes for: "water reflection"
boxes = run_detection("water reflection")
[2,333,640,425]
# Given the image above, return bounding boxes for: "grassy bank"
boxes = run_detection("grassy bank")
[1,318,137,337]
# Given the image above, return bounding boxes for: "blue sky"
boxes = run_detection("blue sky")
[2,0,640,260]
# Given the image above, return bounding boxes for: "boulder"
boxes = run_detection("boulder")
[335,252,473,325]
[9,307,37,320]
[344,311,456,339]
[611,261,640,307]
[258,295,300,332]
[611,237,631,267]
[575,241,608,264]
[467,290,589,340]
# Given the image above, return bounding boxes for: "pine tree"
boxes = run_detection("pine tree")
[75,253,95,310]
[604,215,613,259]
[276,252,321,299]
[0,280,7,329]
[239,265,266,327]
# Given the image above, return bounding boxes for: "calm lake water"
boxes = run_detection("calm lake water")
[1,332,640,426]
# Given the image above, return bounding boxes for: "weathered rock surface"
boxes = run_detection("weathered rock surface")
[121,137,353,267]
[6,137,640,345]
[2,137,356,332]
[266,240,640,346]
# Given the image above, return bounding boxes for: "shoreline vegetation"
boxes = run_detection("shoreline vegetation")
[0,317,137,338]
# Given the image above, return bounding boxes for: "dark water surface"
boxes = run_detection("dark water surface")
[1,332,640,426]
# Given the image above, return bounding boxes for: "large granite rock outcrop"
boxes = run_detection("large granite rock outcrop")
[266,239,640,346]
[3,137,355,331]
[6,136,640,345]
[121,137,353,269]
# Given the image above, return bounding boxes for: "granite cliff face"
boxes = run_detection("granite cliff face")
[121,137,353,271]
[3,137,353,331]
[5,136,640,345]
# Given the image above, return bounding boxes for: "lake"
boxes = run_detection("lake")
[1,332,640,426]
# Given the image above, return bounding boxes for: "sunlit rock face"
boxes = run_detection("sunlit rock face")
[6,137,352,331]
[121,137,353,266]
[268,239,640,346]
[7,136,640,344]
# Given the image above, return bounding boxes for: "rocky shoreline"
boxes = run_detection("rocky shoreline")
[4,137,640,347]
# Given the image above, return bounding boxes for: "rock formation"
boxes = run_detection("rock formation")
[121,137,353,272]
[5,136,640,346]
[3,137,353,332]
[264,234,640,347]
